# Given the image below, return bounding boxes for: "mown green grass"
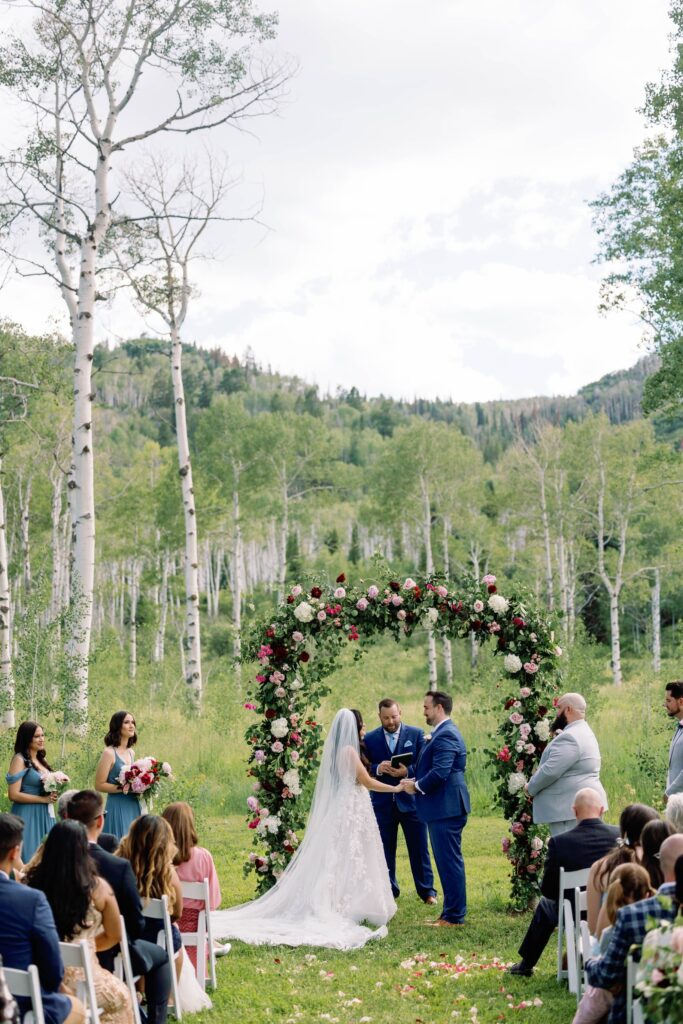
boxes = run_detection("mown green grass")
[193,814,575,1024]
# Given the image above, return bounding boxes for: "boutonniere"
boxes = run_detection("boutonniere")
[424,734,432,742]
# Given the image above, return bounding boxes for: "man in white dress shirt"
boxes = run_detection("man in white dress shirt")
[664,680,683,803]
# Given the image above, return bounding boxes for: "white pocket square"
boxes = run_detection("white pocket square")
[405,740,412,747]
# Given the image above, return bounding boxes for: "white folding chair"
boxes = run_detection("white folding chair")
[113,915,142,1024]
[59,940,101,1024]
[143,894,182,1020]
[562,898,579,996]
[557,867,591,983]
[5,964,46,1024]
[574,888,588,999]
[180,878,216,990]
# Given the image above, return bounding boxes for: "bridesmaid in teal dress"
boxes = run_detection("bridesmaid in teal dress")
[95,710,142,841]
[6,721,57,861]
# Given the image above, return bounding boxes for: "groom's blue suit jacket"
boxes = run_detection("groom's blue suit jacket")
[414,719,471,822]
[365,723,425,821]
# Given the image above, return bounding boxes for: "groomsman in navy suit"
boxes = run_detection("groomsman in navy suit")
[365,699,437,904]
[404,690,470,926]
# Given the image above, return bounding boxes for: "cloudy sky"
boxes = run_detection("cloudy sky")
[3,0,673,401]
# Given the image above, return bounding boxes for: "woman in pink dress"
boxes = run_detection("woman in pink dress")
[162,803,222,969]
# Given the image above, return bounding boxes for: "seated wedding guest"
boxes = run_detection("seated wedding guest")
[585,833,683,1024]
[66,791,172,1024]
[116,816,184,979]
[161,803,226,968]
[635,853,683,1013]
[586,803,659,935]
[666,791,683,832]
[57,790,79,820]
[0,813,85,1024]
[640,818,674,889]
[508,788,619,977]
[26,821,133,1024]
[572,864,654,1024]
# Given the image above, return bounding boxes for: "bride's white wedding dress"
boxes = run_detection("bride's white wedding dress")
[211,709,396,949]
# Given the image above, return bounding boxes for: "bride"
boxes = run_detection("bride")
[212,707,404,949]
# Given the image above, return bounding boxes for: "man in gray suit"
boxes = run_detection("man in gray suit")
[525,692,606,837]
[664,680,683,802]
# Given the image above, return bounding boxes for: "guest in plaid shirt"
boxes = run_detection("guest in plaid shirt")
[585,834,683,1024]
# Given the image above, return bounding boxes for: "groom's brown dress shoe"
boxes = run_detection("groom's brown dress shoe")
[425,918,465,927]
[423,896,438,905]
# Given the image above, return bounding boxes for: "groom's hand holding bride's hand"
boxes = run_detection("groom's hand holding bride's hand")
[400,778,416,793]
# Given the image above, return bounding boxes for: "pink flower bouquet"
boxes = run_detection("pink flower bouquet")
[117,757,172,799]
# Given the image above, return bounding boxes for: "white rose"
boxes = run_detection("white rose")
[515,740,525,753]
[503,654,522,674]
[282,768,301,795]
[424,607,439,626]
[290,677,304,691]
[488,594,509,615]
[293,601,314,623]
[271,717,289,739]
[531,837,544,851]
[554,645,563,657]
[507,772,527,795]
[534,719,551,741]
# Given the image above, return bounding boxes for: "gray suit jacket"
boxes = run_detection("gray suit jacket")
[666,721,683,796]
[526,719,607,824]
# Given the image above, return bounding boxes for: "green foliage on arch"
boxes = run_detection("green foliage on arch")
[241,570,562,909]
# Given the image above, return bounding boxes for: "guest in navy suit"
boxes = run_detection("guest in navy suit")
[0,813,84,1024]
[404,691,470,926]
[365,699,436,903]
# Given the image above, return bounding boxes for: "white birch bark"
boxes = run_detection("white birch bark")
[651,567,661,675]
[278,473,289,603]
[171,323,202,704]
[421,476,438,691]
[153,552,170,664]
[49,464,64,622]
[128,560,140,680]
[232,487,244,679]
[0,460,15,728]
[441,516,453,688]
[596,463,627,687]
[469,542,481,669]
[18,475,32,594]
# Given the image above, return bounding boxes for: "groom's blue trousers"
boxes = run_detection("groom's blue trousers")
[377,806,436,900]
[427,814,468,923]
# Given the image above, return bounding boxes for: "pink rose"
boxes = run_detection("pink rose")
[482,574,496,585]
[254,750,266,763]
[473,600,484,613]
[317,610,327,621]
[519,723,531,738]
[501,837,511,853]
[356,598,368,611]
[391,595,403,607]
[131,777,146,794]
[290,713,299,724]
[527,864,537,874]
[520,687,531,698]
[367,585,379,599]
[670,927,683,954]
[525,743,536,755]
[275,687,286,698]
[292,631,304,644]
[509,712,524,725]
[243,702,256,710]
[271,741,284,753]
[246,796,259,811]
[511,822,525,836]
[397,609,407,621]
[291,585,302,597]
[403,578,417,590]
[515,759,525,771]
[436,585,448,598]
[290,751,300,762]
[523,662,539,675]
[334,587,346,599]
[489,622,501,634]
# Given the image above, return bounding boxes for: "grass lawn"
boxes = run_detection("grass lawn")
[194,815,576,1024]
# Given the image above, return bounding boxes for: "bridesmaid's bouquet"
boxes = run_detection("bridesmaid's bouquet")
[40,770,70,795]
[117,757,172,799]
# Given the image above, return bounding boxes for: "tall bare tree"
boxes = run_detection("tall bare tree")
[0,0,289,717]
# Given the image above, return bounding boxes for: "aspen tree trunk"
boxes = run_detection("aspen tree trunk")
[278,474,289,603]
[538,467,554,610]
[153,553,170,664]
[596,465,627,686]
[170,324,202,705]
[566,541,576,644]
[609,592,622,686]
[441,516,453,687]
[49,465,64,622]
[651,568,661,675]
[421,477,437,691]
[469,543,481,670]
[233,487,243,680]
[0,461,15,728]
[18,475,32,594]
[128,561,140,680]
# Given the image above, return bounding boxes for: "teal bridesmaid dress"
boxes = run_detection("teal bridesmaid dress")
[6,762,54,861]
[105,748,142,840]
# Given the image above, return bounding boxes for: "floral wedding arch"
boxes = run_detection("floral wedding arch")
[241,571,563,910]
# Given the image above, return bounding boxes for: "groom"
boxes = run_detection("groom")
[365,699,437,904]
[404,690,470,927]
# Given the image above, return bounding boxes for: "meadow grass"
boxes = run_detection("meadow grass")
[194,814,576,1024]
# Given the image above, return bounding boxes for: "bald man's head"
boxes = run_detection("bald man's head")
[572,788,605,819]
[559,693,587,718]
[660,834,683,882]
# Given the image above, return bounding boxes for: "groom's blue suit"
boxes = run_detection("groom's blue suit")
[365,724,436,900]
[414,718,470,923]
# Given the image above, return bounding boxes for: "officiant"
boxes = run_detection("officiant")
[365,699,437,904]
